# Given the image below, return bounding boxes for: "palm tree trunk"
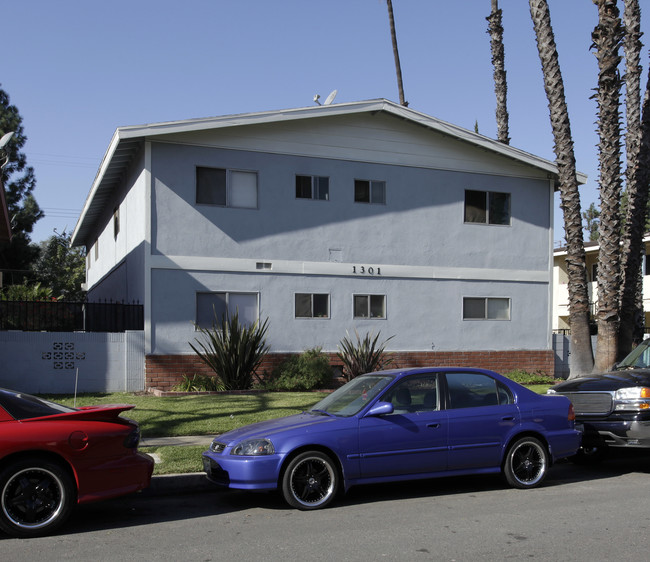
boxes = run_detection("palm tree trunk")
[487,0,510,144]
[592,0,624,372]
[529,0,594,377]
[619,0,648,358]
[386,0,407,107]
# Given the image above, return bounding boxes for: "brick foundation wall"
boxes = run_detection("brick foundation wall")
[145,350,555,391]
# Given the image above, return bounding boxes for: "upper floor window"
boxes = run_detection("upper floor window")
[463,297,510,320]
[353,294,386,319]
[355,179,386,204]
[196,167,258,209]
[464,190,510,225]
[196,292,259,329]
[295,293,329,318]
[296,175,329,200]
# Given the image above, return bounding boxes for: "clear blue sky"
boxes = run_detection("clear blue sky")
[3,0,645,245]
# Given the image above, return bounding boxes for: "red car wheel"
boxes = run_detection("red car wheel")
[0,457,75,538]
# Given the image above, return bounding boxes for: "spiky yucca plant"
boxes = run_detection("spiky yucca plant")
[190,312,270,390]
[337,330,394,381]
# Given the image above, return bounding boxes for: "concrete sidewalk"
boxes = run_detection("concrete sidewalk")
[139,435,216,496]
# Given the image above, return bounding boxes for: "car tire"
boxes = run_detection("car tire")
[281,451,338,510]
[503,436,549,489]
[0,457,75,538]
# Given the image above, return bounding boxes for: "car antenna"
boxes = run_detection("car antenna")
[74,368,79,408]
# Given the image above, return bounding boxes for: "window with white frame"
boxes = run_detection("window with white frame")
[354,179,386,204]
[196,167,258,208]
[295,293,329,318]
[353,294,386,319]
[196,292,259,329]
[464,190,510,225]
[463,297,510,320]
[296,175,329,200]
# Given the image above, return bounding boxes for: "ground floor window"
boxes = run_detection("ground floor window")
[295,293,329,318]
[196,292,259,328]
[463,297,510,320]
[353,294,386,318]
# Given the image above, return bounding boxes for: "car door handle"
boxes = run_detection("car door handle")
[501,416,515,421]
[426,423,440,429]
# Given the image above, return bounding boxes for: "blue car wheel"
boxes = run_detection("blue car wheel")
[503,436,548,489]
[281,451,338,510]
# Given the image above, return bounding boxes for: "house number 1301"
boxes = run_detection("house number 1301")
[352,266,381,275]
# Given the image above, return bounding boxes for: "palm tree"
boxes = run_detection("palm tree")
[528,0,594,377]
[386,0,407,106]
[487,0,510,144]
[619,0,649,358]
[592,0,624,372]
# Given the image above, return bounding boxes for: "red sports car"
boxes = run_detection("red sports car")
[0,387,153,538]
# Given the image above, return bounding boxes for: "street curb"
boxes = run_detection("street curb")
[142,472,214,496]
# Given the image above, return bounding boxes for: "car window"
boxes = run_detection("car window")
[0,388,76,420]
[381,375,439,414]
[446,372,511,409]
[310,374,394,417]
[616,338,650,369]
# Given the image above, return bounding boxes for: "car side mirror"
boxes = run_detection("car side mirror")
[365,401,394,417]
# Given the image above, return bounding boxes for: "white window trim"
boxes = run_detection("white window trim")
[294,293,330,319]
[353,294,387,319]
[195,291,260,329]
[196,166,259,209]
[462,296,511,321]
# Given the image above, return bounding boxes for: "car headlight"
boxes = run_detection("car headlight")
[614,387,650,411]
[546,389,556,394]
[231,438,275,456]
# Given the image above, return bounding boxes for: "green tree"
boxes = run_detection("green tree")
[0,86,43,277]
[529,0,594,377]
[582,202,600,241]
[32,229,86,301]
[487,0,510,144]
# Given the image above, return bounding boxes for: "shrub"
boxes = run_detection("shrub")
[503,369,554,385]
[337,330,394,381]
[264,348,332,391]
[173,374,225,392]
[189,311,270,390]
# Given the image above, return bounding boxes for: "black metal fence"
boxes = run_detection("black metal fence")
[0,300,144,332]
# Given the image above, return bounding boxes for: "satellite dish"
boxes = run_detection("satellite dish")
[323,90,338,105]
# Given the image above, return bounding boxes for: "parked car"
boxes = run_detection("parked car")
[0,388,153,538]
[549,337,650,460]
[203,367,580,510]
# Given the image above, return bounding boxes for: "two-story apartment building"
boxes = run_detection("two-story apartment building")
[72,99,583,390]
[553,235,650,332]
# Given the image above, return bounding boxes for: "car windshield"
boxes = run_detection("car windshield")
[309,374,394,417]
[0,388,76,420]
[616,338,650,370]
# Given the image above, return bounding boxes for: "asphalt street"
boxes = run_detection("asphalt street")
[3,451,650,561]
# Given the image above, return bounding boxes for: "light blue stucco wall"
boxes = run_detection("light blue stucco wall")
[145,142,552,356]
[150,143,550,272]
[150,269,549,355]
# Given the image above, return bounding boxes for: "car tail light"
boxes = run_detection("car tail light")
[568,403,576,422]
[123,425,141,448]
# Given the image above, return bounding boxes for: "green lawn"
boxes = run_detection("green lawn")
[43,392,325,438]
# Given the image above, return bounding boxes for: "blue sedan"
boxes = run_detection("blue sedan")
[202,367,580,509]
